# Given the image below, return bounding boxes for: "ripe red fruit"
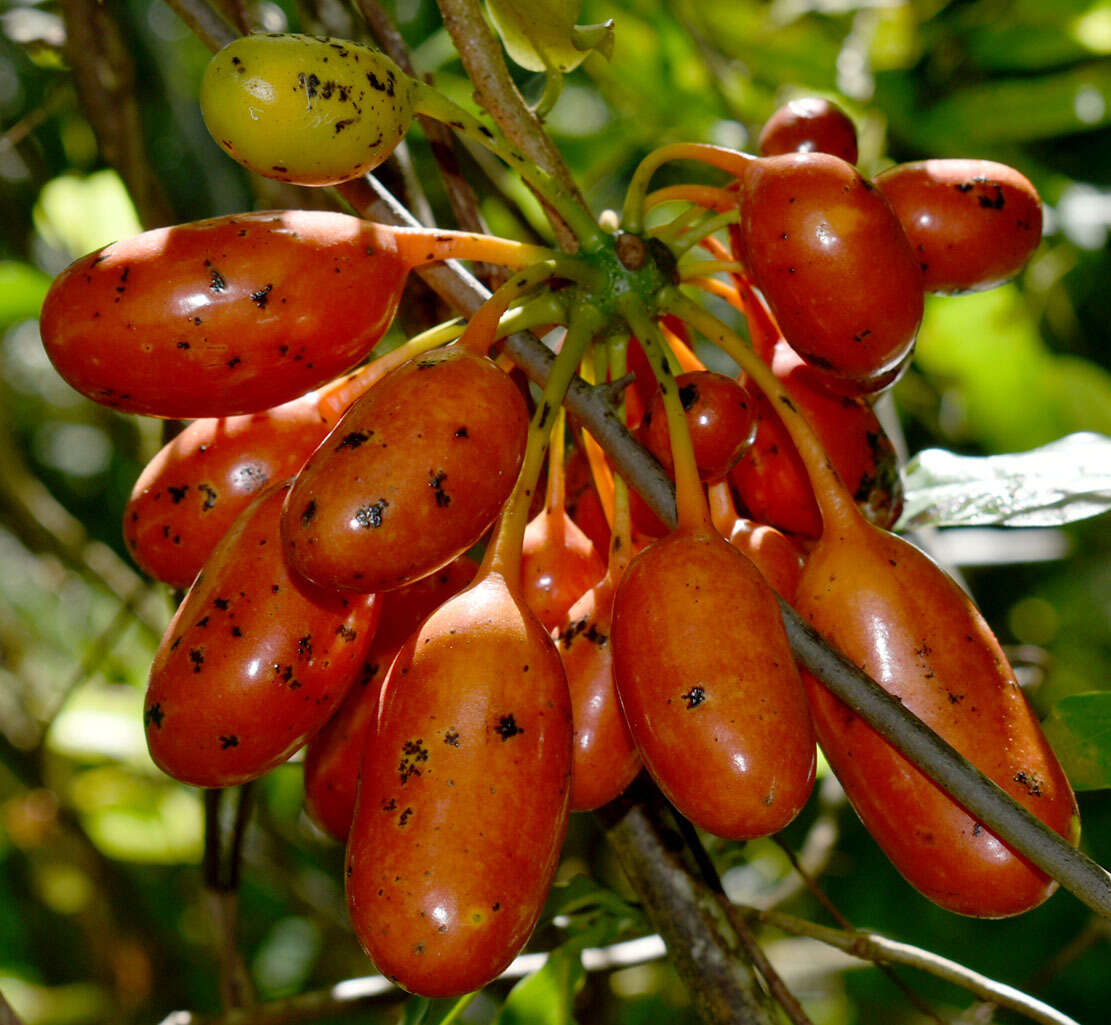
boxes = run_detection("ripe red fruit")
[555,570,641,811]
[731,339,903,538]
[303,555,478,841]
[642,371,757,481]
[124,394,331,589]
[283,348,528,593]
[735,153,923,387]
[611,527,815,839]
[796,514,1080,917]
[144,482,381,788]
[345,571,572,996]
[758,97,859,165]
[40,211,410,418]
[875,158,1043,294]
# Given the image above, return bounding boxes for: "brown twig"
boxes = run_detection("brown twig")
[58,0,175,228]
[353,0,489,240]
[434,0,587,251]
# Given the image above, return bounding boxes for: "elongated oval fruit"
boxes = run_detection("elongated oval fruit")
[283,348,528,593]
[611,527,816,839]
[346,571,572,997]
[124,393,331,589]
[555,572,641,811]
[736,152,923,386]
[795,515,1080,917]
[144,482,381,788]
[874,158,1043,295]
[303,554,477,841]
[201,34,414,186]
[40,211,409,418]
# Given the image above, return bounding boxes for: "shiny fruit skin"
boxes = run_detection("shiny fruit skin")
[731,341,903,538]
[642,371,756,482]
[611,528,815,839]
[144,482,381,788]
[40,211,408,418]
[304,555,477,841]
[795,517,1080,917]
[201,34,413,186]
[346,572,573,997]
[722,516,806,601]
[758,97,858,165]
[124,393,332,589]
[521,507,606,631]
[737,153,923,385]
[874,159,1043,295]
[555,573,641,811]
[283,348,528,593]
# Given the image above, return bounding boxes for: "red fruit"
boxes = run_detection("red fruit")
[346,571,572,997]
[565,446,611,557]
[874,158,1043,295]
[731,338,903,538]
[555,572,641,811]
[736,153,923,386]
[795,515,1080,917]
[758,97,859,165]
[124,393,331,589]
[709,481,806,601]
[303,555,478,841]
[283,348,528,593]
[40,211,410,418]
[144,482,381,787]
[520,507,605,631]
[611,527,815,839]
[642,371,756,482]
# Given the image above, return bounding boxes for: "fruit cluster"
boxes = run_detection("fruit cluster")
[39,34,1079,998]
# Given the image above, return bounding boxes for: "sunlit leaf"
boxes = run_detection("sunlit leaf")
[897,432,1111,529]
[1042,692,1111,790]
[32,169,143,260]
[910,287,1111,452]
[910,64,1111,150]
[487,0,614,73]
[0,262,52,329]
[495,920,611,1025]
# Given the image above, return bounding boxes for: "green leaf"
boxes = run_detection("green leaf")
[486,0,614,73]
[909,287,1111,452]
[910,64,1111,150]
[1042,692,1111,790]
[495,920,611,1025]
[0,262,52,328]
[897,432,1111,529]
[541,873,644,936]
[32,169,143,260]
[400,995,432,1025]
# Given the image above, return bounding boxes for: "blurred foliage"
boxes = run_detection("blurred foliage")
[1,0,1110,1023]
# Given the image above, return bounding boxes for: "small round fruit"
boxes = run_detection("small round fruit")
[642,371,756,481]
[758,97,858,165]
[201,34,413,186]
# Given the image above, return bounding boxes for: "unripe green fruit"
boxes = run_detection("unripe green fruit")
[200,33,414,186]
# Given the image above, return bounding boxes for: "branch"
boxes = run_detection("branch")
[597,782,781,1025]
[434,0,587,250]
[59,0,175,227]
[736,905,1082,1025]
